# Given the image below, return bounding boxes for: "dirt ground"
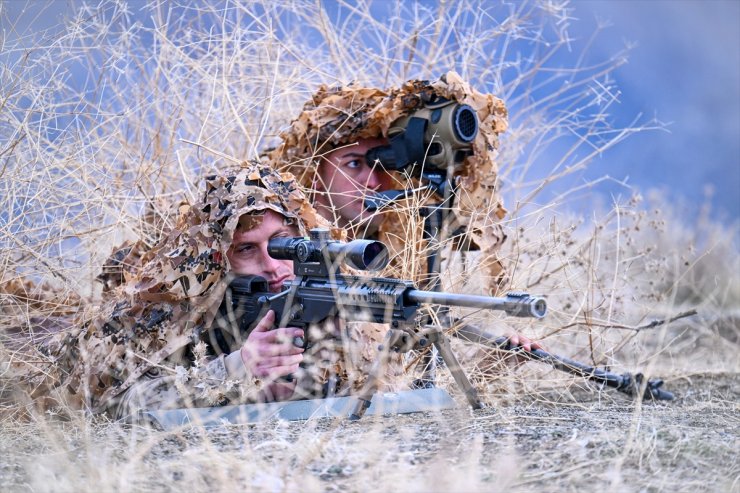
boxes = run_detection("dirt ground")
[1,372,737,493]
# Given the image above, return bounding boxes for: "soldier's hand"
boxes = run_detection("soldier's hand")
[503,332,544,367]
[240,310,304,379]
[505,332,543,353]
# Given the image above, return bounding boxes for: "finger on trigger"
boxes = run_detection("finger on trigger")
[253,310,275,332]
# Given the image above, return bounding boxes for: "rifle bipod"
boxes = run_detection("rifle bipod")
[349,324,483,420]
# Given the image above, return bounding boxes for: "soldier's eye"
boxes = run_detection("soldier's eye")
[236,244,254,254]
[345,159,362,169]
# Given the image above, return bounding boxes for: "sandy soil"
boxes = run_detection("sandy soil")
[1,372,737,493]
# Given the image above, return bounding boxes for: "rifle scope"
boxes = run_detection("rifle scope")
[268,235,389,272]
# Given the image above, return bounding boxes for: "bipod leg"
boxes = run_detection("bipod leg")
[348,330,400,420]
[426,326,483,410]
[414,203,446,389]
[413,346,438,389]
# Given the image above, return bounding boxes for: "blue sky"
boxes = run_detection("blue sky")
[567,0,739,221]
[4,0,739,222]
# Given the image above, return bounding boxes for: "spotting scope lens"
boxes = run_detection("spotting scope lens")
[453,104,478,142]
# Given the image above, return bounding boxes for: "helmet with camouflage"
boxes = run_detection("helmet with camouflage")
[266,71,510,292]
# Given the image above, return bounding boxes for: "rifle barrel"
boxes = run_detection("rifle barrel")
[407,290,547,318]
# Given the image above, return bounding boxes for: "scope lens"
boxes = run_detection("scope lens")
[362,241,387,270]
[453,105,478,142]
[339,240,388,271]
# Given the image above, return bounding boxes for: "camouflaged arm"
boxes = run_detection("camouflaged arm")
[111,354,260,421]
[185,353,261,406]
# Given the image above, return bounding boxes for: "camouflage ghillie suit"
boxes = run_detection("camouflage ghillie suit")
[10,163,400,420]
[266,71,509,293]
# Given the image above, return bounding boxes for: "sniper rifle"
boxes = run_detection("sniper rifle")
[216,228,547,420]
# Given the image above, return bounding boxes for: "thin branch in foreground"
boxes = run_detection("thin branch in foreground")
[555,310,699,334]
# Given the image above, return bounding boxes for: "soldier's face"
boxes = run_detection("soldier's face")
[316,137,394,234]
[227,209,297,293]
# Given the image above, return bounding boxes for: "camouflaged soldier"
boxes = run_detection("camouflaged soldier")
[267,72,508,287]
[17,163,391,421]
[266,73,542,379]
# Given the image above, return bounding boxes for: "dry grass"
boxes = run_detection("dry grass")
[1,373,737,492]
[1,1,738,492]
